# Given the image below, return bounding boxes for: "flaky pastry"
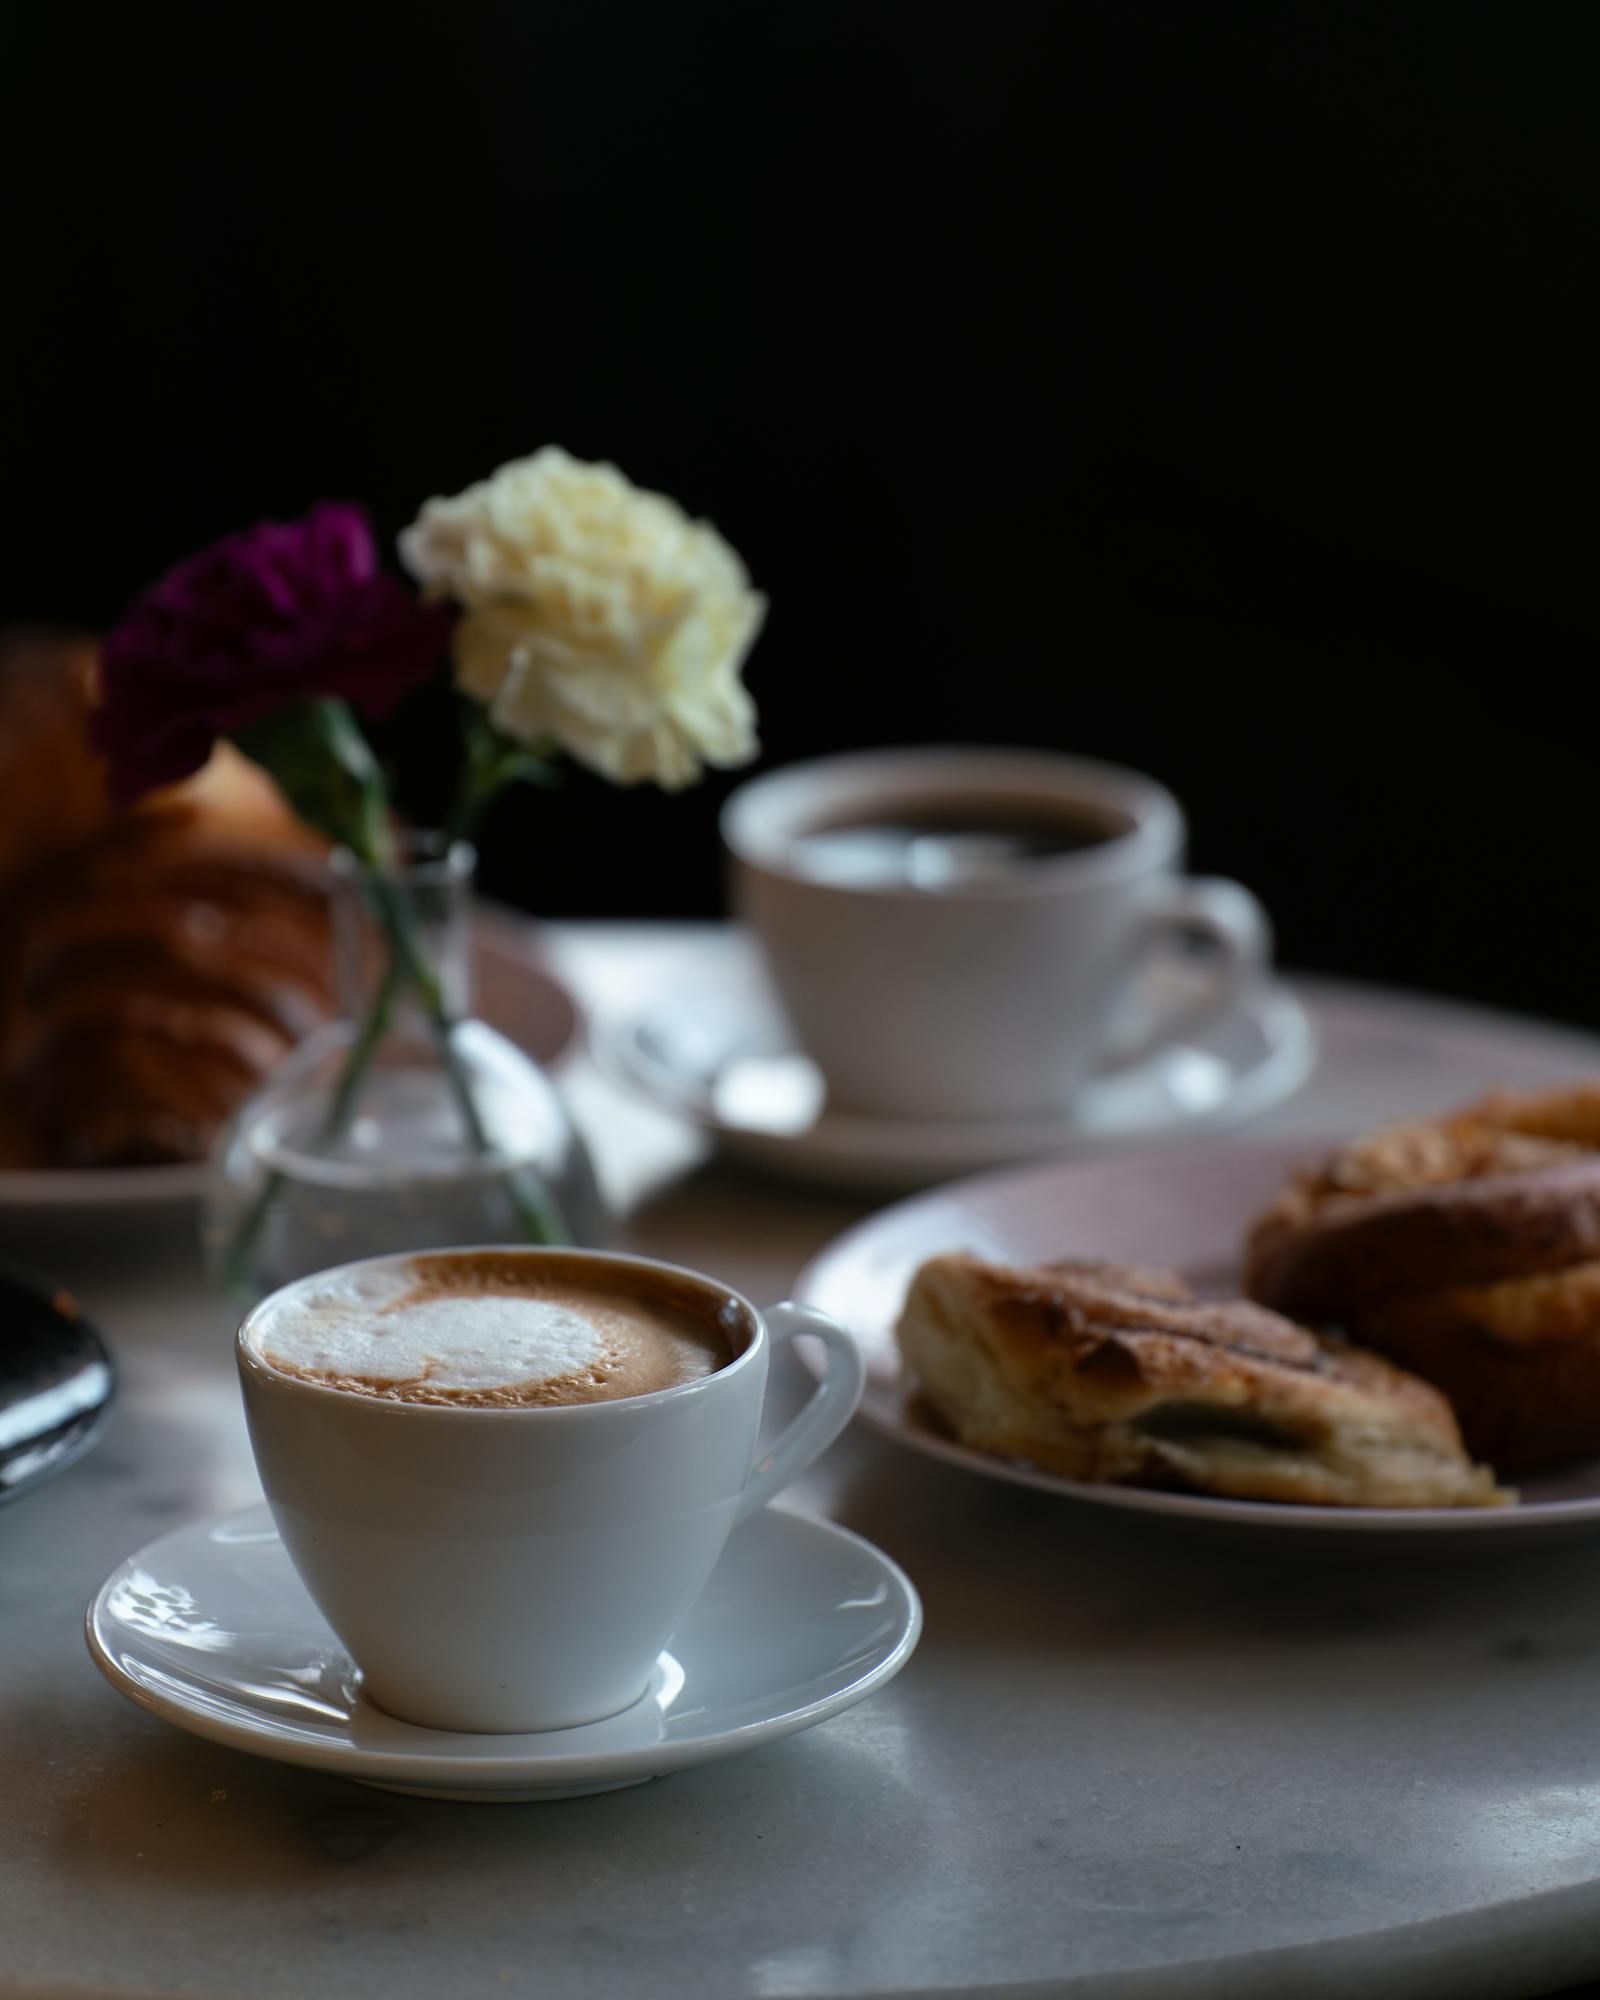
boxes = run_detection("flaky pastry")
[896,1254,1504,1508]
[0,634,335,1168]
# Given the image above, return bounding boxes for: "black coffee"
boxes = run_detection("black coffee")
[790,802,1120,889]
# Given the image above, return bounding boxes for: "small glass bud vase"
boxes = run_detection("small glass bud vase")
[204,835,603,1303]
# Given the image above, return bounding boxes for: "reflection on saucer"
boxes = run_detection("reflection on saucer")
[712,1055,827,1134]
[606,957,1316,1192]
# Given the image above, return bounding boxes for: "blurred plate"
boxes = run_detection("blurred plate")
[603,962,1314,1191]
[0,913,580,1214]
[0,1260,115,1504]
[794,1139,1600,1541]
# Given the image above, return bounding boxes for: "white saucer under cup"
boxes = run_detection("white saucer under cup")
[603,951,1315,1192]
[85,1504,922,1801]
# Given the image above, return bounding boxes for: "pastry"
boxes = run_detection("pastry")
[895,1253,1504,1507]
[1244,1096,1600,1321]
[1245,1084,1600,1471]
[0,629,115,885]
[0,630,336,1169]
[2,809,335,1167]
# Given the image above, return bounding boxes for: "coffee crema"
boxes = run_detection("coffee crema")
[244,1252,742,1408]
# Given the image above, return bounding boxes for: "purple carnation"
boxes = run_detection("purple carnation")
[93,504,451,803]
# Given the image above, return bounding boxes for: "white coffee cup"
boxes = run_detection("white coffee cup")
[723,746,1272,1122]
[236,1247,866,1735]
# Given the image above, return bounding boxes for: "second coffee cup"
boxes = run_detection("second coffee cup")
[722,746,1272,1123]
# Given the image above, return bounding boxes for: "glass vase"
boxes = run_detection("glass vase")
[204,835,603,1303]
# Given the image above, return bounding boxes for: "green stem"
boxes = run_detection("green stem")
[220,952,406,1302]
[442,715,559,847]
[220,848,569,1300]
[441,716,498,847]
[441,772,484,849]
[361,872,568,1246]
[222,1172,279,1304]
[320,955,405,1139]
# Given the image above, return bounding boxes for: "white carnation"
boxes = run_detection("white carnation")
[400,448,763,789]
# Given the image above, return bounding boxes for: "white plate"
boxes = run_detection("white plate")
[0,916,581,1214]
[86,1502,921,1801]
[794,1139,1600,1538]
[603,961,1316,1191]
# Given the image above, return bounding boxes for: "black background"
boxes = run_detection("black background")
[6,2,1599,1026]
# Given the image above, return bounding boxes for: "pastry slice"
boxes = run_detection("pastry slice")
[896,1254,1507,1508]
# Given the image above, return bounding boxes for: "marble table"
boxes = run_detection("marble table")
[6,923,1600,2000]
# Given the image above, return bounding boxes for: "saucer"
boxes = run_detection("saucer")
[86,1503,921,1802]
[603,961,1315,1190]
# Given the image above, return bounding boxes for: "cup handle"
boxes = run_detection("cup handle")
[1100,876,1273,1076]
[737,1303,867,1520]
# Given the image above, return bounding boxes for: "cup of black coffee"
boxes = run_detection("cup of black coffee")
[722,746,1272,1121]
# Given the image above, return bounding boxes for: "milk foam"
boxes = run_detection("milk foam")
[246,1257,735,1407]
[249,1266,602,1393]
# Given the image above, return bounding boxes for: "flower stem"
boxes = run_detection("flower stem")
[363,871,568,1245]
[220,850,566,1301]
[220,953,406,1302]
[442,713,559,847]
[321,953,405,1138]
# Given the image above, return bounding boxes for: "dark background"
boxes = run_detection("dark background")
[6,2,1599,1026]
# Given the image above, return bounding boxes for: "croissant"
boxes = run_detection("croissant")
[0,629,115,887]
[0,631,336,1169]
[1245,1085,1600,1472]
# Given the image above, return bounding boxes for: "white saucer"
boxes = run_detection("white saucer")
[86,1503,921,1801]
[603,961,1315,1191]
[0,914,581,1215]
[795,1139,1600,1542]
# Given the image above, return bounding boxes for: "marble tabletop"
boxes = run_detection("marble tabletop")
[6,923,1600,2000]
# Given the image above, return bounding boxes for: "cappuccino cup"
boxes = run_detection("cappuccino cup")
[722,746,1272,1122]
[237,1247,865,1734]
